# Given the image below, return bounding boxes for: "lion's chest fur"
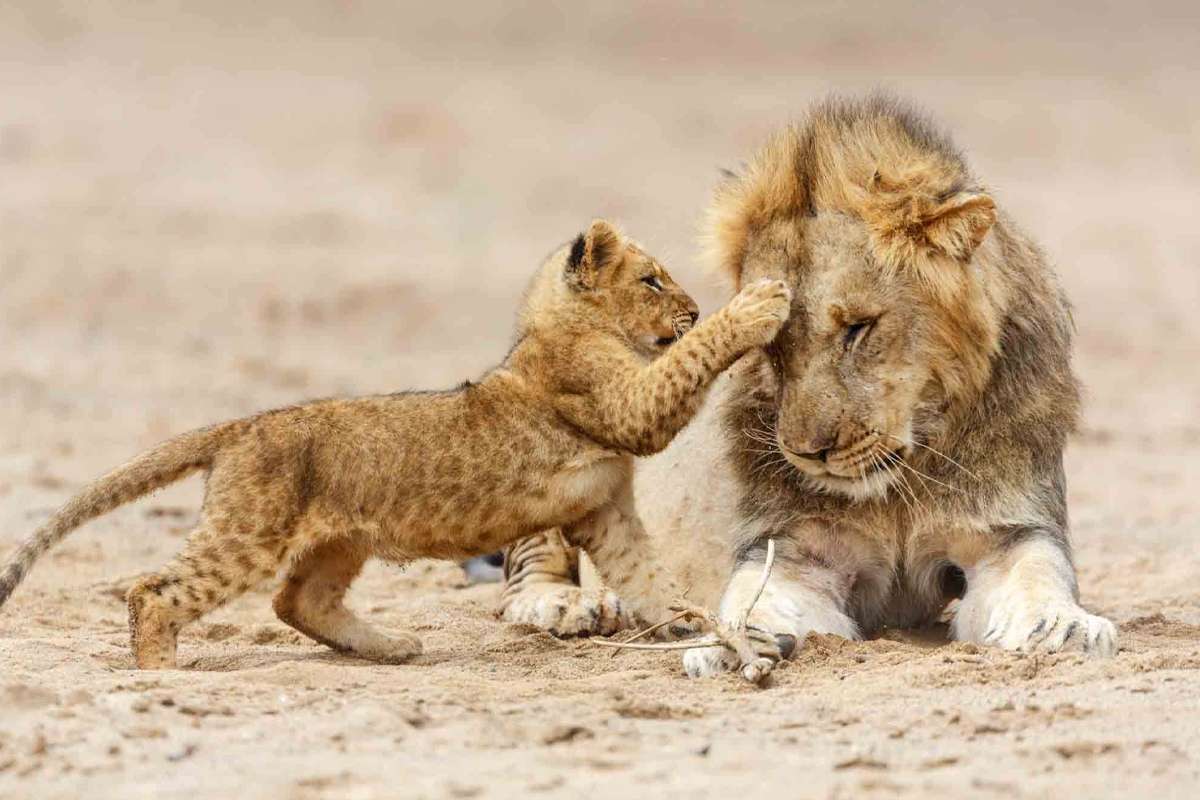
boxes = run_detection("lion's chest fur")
[637,379,992,629]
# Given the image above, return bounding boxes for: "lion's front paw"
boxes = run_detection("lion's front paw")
[683,643,738,678]
[726,279,792,348]
[983,600,1117,658]
[682,628,795,678]
[501,584,631,637]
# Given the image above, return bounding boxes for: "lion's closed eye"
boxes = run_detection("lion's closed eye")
[843,318,877,350]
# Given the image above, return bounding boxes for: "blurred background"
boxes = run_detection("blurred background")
[1,0,1197,602]
[2,4,1199,796]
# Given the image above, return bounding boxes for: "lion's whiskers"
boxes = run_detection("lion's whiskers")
[740,426,778,447]
[891,451,968,497]
[868,449,911,514]
[875,445,931,523]
[884,433,981,484]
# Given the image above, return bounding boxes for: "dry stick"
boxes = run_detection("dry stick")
[737,537,775,630]
[608,583,695,659]
[590,538,778,684]
[590,635,725,652]
[607,609,693,659]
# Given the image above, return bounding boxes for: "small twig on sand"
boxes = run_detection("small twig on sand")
[590,538,778,684]
[589,634,725,652]
[737,539,774,631]
[607,609,693,658]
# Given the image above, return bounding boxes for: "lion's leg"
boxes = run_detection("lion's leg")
[273,538,422,663]
[683,545,859,678]
[951,534,1116,657]
[499,530,629,637]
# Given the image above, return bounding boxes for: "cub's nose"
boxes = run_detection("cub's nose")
[688,310,699,325]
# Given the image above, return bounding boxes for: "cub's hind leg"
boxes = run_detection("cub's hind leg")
[127,519,287,669]
[273,538,422,663]
[499,530,630,637]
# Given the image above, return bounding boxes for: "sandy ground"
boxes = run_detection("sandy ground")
[1,2,1198,798]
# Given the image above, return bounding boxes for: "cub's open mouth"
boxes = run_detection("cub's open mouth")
[655,336,678,347]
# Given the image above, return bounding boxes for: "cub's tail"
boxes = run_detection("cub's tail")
[0,421,243,608]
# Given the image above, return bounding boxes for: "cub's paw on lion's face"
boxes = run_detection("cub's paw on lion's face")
[682,627,795,678]
[725,279,792,348]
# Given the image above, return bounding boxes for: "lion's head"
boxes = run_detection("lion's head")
[709,95,1074,504]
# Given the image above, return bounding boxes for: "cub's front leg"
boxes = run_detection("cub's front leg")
[951,534,1117,657]
[559,278,793,457]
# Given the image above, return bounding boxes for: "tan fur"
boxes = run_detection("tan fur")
[683,93,1116,675]
[499,95,1117,667]
[0,219,791,669]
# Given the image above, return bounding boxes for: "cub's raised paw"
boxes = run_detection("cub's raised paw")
[682,628,795,678]
[983,600,1117,658]
[726,279,793,347]
[501,584,631,637]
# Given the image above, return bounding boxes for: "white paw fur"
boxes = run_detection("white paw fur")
[501,584,630,637]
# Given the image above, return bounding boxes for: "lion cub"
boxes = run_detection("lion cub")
[0,219,791,669]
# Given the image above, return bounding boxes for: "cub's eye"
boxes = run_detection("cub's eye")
[843,318,877,349]
[640,275,664,292]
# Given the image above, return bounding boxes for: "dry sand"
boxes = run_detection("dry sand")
[1,2,1198,798]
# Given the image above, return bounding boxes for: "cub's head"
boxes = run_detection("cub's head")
[556,219,699,354]
[710,97,1006,501]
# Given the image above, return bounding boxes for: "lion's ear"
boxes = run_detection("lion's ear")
[920,191,996,261]
[865,175,997,266]
[565,219,623,290]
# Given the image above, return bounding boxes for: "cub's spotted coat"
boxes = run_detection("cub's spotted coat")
[0,219,791,669]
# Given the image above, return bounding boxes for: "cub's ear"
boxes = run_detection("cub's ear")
[565,219,624,290]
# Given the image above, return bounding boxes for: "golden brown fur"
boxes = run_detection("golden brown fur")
[497,95,1117,672]
[0,219,792,669]
[682,93,1116,674]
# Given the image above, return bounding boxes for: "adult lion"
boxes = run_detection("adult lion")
[499,93,1117,676]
